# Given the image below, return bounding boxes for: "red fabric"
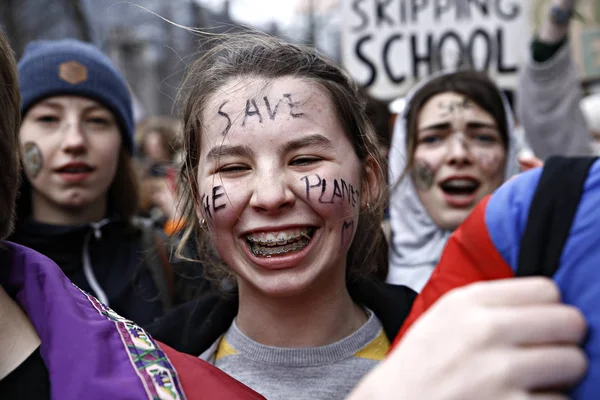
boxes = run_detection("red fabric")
[158,341,266,399]
[390,197,515,350]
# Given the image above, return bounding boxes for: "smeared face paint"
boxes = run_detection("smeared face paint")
[197,76,365,298]
[411,160,435,191]
[23,142,43,178]
[412,92,506,230]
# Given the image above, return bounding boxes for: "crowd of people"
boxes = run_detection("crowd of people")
[0,0,598,398]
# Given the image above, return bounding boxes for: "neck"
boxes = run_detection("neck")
[31,192,107,225]
[0,285,41,380]
[235,269,367,348]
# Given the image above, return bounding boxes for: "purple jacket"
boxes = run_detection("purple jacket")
[0,241,186,399]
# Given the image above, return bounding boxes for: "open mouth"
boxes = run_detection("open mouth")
[439,178,480,196]
[245,227,316,258]
[56,165,95,174]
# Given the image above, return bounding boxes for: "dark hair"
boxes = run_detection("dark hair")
[404,71,509,176]
[359,87,392,151]
[176,33,387,286]
[0,28,22,239]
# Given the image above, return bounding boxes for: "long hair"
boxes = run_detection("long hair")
[0,28,22,239]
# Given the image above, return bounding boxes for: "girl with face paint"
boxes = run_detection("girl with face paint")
[386,71,523,292]
[148,33,417,400]
[9,39,184,327]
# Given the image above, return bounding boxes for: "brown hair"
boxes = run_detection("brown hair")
[403,71,509,178]
[108,148,140,223]
[135,115,182,162]
[176,33,387,286]
[0,28,22,239]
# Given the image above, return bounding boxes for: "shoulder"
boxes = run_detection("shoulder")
[157,341,265,400]
[1,242,58,271]
[485,158,600,273]
[484,168,543,271]
[348,279,417,341]
[147,290,238,355]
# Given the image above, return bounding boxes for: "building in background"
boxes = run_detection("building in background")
[0,0,283,118]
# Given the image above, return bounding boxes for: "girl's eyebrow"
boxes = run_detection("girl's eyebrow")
[206,144,255,162]
[419,122,498,132]
[466,122,498,130]
[278,134,334,154]
[419,122,451,132]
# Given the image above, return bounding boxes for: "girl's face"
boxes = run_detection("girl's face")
[197,76,370,298]
[412,92,506,230]
[19,95,122,214]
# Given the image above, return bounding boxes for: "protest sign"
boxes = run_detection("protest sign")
[341,0,532,100]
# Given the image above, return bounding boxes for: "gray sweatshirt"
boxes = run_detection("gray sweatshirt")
[517,43,594,159]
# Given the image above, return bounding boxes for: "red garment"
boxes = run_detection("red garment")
[390,197,514,350]
[158,342,266,399]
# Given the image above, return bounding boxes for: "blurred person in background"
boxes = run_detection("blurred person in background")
[0,28,265,400]
[9,39,179,326]
[136,115,184,235]
[517,0,597,158]
[386,71,521,292]
[136,115,182,167]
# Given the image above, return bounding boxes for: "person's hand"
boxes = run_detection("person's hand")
[347,278,587,400]
[519,154,544,172]
[539,0,576,43]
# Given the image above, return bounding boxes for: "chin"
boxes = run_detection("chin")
[59,194,98,210]
[245,276,314,298]
[434,209,472,231]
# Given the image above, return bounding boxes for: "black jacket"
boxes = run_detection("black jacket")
[10,217,171,327]
[148,279,417,356]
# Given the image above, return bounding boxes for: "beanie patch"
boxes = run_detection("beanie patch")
[59,61,88,85]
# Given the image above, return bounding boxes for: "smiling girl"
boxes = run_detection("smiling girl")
[149,34,416,399]
[386,72,522,291]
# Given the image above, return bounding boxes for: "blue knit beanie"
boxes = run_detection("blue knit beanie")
[18,39,134,154]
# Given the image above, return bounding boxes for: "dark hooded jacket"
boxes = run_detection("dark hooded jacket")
[148,278,416,357]
[10,217,175,327]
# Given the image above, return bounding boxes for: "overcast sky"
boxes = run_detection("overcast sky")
[196,0,299,29]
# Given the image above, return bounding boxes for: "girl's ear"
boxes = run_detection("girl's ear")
[360,155,383,210]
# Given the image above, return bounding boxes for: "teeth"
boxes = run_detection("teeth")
[443,180,478,189]
[249,237,311,257]
[247,228,313,244]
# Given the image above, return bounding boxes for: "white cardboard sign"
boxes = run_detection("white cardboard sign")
[341,0,532,100]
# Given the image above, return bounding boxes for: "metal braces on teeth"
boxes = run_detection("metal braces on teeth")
[250,238,310,257]
[248,229,313,245]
